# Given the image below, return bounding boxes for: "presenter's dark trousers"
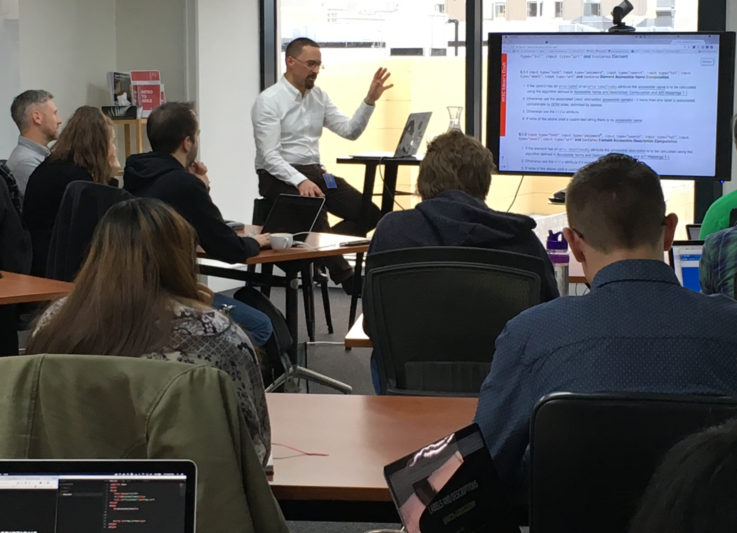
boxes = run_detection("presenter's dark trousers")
[258,165,381,284]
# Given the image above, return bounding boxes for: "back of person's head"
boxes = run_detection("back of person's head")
[26,197,201,358]
[629,418,737,533]
[147,102,198,155]
[10,89,54,132]
[50,106,115,183]
[285,37,320,59]
[417,130,496,201]
[566,154,665,254]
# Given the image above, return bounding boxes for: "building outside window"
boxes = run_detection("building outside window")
[583,1,601,16]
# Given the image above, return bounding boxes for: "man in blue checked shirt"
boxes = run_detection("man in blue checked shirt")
[475,154,737,491]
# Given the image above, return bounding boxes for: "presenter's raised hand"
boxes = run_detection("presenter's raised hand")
[298,179,325,198]
[365,68,394,106]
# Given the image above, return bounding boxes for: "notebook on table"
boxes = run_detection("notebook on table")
[384,424,520,533]
[0,459,197,533]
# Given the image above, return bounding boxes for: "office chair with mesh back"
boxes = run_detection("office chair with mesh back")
[251,197,333,340]
[363,247,544,396]
[530,392,737,533]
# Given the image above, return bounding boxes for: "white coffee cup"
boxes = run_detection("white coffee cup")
[270,233,294,251]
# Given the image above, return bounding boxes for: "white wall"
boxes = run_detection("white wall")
[19,0,116,124]
[1,0,116,158]
[116,0,190,103]
[0,0,20,158]
[196,0,260,225]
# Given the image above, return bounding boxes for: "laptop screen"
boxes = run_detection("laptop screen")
[0,461,196,533]
[669,242,704,292]
[260,194,325,242]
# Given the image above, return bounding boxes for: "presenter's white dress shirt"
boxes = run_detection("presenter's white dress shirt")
[251,76,374,187]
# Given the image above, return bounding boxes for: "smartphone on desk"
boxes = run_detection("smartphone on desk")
[339,239,371,247]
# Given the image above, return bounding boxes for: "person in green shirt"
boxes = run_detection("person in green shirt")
[700,117,737,239]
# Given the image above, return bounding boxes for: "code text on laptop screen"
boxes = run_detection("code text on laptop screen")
[0,473,187,533]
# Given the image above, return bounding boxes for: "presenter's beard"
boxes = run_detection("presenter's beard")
[305,75,317,89]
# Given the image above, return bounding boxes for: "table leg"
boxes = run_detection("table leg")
[301,265,315,342]
[349,252,364,327]
[380,162,399,216]
[359,163,378,236]
[136,121,144,153]
[285,269,300,364]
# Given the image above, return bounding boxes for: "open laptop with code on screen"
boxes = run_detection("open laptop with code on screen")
[0,460,197,533]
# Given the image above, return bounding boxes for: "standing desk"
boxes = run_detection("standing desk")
[336,155,422,234]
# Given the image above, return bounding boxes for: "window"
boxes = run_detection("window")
[527,1,539,17]
[583,2,601,16]
[278,0,469,210]
[555,1,563,18]
[495,2,506,18]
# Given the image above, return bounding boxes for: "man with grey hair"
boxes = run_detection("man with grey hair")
[6,90,62,194]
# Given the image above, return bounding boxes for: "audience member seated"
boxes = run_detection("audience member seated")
[699,226,737,297]
[22,106,120,277]
[366,131,560,392]
[26,198,271,465]
[123,102,274,346]
[370,130,559,300]
[475,153,737,491]
[7,90,62,194]
[700,116,737,239]
[629,419,737,533]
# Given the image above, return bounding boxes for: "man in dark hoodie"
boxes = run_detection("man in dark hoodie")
[123,102,274,346]
[366,130,559,391]
[369,130,558,298]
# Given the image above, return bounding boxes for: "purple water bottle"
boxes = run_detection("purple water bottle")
[546,231,570,297]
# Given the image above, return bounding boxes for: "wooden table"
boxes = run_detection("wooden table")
[198,226,370,360]
[0,272,73,305]
[0,272,74,356]
[267,393,477,521]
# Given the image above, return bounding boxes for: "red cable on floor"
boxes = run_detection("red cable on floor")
[273,443,329,457]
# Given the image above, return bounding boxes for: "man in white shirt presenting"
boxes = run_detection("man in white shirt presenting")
[252,37,393,292]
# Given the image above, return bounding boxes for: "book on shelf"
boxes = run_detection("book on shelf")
[130,70,163,119]
[107,72,133,106]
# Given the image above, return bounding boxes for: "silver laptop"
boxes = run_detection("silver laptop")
[0,459,197,532]
[352,112,432,160]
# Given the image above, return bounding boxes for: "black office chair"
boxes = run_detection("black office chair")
[363,247,544,396]
[47,181,134,281]
[530,392,737,533]
[251,197,333,340]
